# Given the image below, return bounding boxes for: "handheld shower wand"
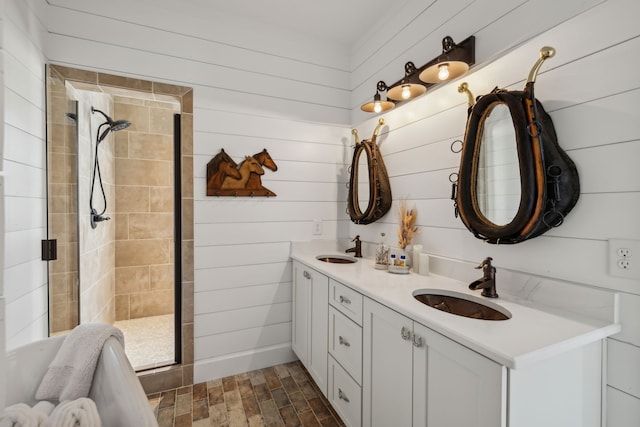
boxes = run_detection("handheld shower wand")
[90,107,132,229]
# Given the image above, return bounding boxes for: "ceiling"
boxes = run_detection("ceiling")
[189,0,404,46]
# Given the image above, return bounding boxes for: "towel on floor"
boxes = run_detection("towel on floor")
[35,324,124,402]
[5,403,40,427]
[49,398,101,427]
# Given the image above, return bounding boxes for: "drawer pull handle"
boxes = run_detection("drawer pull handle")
[401,326,412,341]
[339,336,351,347]
[339,295,351,305]
[303,271,311,279]
[413,334,424,348]
[338,388,350,403]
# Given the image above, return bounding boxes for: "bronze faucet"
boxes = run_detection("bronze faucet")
[345,235,362,258]
[469,257,498,298]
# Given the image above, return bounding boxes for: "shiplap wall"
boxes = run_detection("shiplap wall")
[2,0,639,422]
[2,0,49,350]
[27,0,356,381]
[348,0,640,424]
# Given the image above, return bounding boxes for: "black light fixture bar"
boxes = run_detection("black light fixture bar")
[361,35,475,112]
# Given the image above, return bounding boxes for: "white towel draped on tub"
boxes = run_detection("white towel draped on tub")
[4,399,101,427]
[5,403,41,427]
[49,399,101,427]
[35,324,124,402]
[5,401,54,427]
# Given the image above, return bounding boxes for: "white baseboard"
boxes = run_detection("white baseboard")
[194,342,297,384]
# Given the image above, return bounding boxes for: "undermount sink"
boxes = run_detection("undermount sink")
[413,289,511,321]
[315,255,358,264]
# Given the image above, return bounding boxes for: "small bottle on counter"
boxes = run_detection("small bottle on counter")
[375,233,390,270]
[399,255,406,267]
[389,253,397,267]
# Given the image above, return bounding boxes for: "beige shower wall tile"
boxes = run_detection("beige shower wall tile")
[116,186,150,212]
[115,265,150,294]
[181,113,193,155]
[128,213,174,239]
[150,187,174,212]
[114,132,129,158]
[116,158,173,187]
[150,107,177,135]
[115,213,129,240]
[115,294,130,320]
[130,289,174,318]
[114,103,150,133]
[100,73,152,92]
[150,264,174,290]
[181,155,193,198]
[181,199,193,240]
[116,239,172,267]
[129,133,173,161]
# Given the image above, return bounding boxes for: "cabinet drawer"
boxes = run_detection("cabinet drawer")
[328,355,362,427]
[329,306,362,384]
[329,279,363,325]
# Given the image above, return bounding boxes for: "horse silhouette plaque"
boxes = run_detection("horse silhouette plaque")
[206,149,277,197]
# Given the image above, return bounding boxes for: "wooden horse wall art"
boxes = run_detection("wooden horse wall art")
[206,148,278,197]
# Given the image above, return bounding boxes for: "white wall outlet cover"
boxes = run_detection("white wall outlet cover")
[312,219,323,235]
[608,239,640,279]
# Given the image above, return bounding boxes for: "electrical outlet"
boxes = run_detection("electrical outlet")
[618,259,631,270]
[312,219,323,236]
[617,248,631,258]
[609,239,640,279]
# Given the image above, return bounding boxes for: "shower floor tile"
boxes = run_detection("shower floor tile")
[114,314,175,371]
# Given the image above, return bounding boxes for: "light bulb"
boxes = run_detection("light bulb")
[438,63,450,81]
[401,84,411,100]
[373,100,382,113]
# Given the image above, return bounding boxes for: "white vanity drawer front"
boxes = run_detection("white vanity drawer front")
[329,279,363,325]
[329,306,363,385]
[328,355,362,427]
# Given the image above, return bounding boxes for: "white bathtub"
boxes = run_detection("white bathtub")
[5,335,158,427]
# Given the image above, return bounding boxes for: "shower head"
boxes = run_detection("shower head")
[65,112,78,123]
[91,107,132,142]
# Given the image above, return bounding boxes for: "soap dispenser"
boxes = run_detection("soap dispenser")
[375,233,390,270]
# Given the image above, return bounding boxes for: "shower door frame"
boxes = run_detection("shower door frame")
[45,65,194,389]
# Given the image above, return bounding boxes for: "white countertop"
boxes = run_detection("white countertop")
[291,242,621,369]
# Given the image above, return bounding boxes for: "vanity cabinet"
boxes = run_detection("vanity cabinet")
[362,297,504,427]
[327,279,364,427]
[291,257,606,427]
[291,260,329,396]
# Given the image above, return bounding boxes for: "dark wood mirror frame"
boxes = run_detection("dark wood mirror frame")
[454,47,580,244]
[348,118,392,225]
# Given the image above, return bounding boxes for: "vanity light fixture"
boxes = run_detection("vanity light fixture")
[419,36,472,83]
[386,62,427,101]
[361,35,475,113]
[360,81,395,113]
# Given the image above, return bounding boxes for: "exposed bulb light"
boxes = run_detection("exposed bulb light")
[373,98,382,113]
[401,85,412,100]
[361,88,395,113]
[437,63,450,81]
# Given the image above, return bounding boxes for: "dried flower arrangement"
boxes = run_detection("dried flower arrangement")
[397,200,418,249]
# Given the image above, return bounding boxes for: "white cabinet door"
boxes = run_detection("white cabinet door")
[363,298,415,427]
[292,261,310,364]
[413,322,506,427]
[291,261,329,396]
[309,267,329,396]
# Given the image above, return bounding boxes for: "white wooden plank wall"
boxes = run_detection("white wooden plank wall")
[35,0,355,381]
[2,0,49,350]
[349,0,640,424]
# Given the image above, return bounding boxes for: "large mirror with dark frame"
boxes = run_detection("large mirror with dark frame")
[454,47,580,244]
